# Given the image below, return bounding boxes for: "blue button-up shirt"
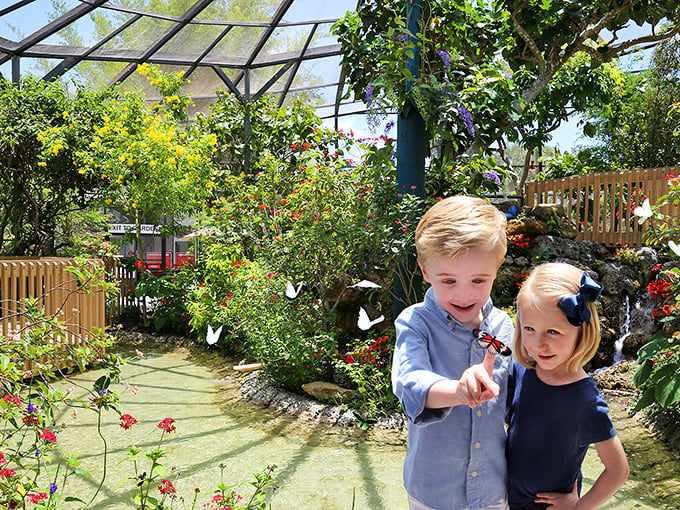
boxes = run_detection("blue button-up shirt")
[392,288,514,510]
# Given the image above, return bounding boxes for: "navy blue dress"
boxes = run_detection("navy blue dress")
[506,363,615,509]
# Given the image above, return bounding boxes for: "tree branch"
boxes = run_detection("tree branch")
[508,10,545,75]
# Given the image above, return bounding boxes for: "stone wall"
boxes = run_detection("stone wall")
[502,231,662,370]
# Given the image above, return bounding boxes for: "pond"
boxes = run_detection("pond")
[50,342,680,509]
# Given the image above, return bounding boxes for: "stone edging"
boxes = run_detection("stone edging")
[240,372,407,430]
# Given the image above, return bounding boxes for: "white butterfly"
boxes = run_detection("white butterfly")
[285,280,303,299]
[206,324,223,345]
[669,240,680,257]
[357,306,385,331]
[348,280,382,289]
[633,198,653,219]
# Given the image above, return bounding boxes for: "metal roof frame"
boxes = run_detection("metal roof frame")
[0,0,367,126]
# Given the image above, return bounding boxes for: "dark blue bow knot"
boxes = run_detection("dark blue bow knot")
[556,272,603,326]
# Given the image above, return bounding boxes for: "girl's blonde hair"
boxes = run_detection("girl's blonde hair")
[514,262,601,372]
[415,195,508,267]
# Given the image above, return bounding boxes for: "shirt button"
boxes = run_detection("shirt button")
[471,471,478,477]
[474,442,481,449]
[476,410,482,417]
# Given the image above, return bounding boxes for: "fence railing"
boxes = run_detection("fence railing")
[525,166,679,247]
[0,258,106,366]
[103,257,141,325]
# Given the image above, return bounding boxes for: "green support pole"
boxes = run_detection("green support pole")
[393,0,426,318]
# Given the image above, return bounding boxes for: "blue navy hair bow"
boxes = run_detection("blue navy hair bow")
[556,272,603,326]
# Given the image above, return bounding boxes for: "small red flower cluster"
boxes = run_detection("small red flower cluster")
[3,395,21,407]
[157,417,176,434]
[39,430,57,443]
[647,279,673,304]
[0,468,16,478]
[507,234,530,249]
[514,273,530,287]
[158,479,176,495]
[343,335,393,366]
[27,492,48,504]
[119,414,138,430]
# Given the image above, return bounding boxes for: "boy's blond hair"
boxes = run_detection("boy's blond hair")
[415,195,508,266]
[514,262,601,372]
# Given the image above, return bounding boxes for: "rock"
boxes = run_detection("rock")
[301,381,360,402]
[597,262,640,296]
[530,203,565,221]
[506,218,550,236]
[530,235,610,266]
[592,361,637,393]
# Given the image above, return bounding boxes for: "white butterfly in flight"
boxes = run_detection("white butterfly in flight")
[357,306,385,331]
[206,324,223,345]
[285,280,303,299]
[669,240,680,257]
[633,198,653,219]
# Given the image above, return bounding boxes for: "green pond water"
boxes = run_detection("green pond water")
[45,343,680,509]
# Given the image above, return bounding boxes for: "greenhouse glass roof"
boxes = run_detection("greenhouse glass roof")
[0,0,364,127]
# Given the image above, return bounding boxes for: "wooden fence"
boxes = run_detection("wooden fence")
[525,166,680,247]
[0,258,106,366]
[104,257,141,325]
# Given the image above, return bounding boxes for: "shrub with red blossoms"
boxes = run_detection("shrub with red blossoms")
[157,417,176,433]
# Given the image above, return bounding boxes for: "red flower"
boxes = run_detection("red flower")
[39,430,57,442]
[22,415,40,426]
[134,260,146,270]
[0,468,16,478]
[0,452,6,465]
[119,414,138,430]
[28,492,48,504]
[3,395,21,407]
[158,479,176,495]
[157,417,176,434]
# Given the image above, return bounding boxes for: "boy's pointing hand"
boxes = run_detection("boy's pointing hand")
[458,351,499,408]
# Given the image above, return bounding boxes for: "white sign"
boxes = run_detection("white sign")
[109,223,161,235]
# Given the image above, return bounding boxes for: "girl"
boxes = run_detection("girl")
[507,262,629,510]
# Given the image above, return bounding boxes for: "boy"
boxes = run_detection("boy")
[392,195,514,510]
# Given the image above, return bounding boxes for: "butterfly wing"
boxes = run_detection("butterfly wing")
[504,205,518,219]
[285,281,302,299]
[206,324,222,345]
[669,240,680,257]
[633,198,652,219]
[357,307,371,330]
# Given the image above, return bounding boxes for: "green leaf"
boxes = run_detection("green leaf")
[93,375,110,393]
[64,497,86,503]
[637,337,671,360]
[656,371,680,408]
[75,468,93,478]
[632,387,656,413]
[632,358,654,388]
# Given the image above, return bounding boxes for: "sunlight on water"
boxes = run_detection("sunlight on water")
[46,343,680,509]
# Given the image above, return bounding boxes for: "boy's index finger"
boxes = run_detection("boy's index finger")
[482,349,496,378]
